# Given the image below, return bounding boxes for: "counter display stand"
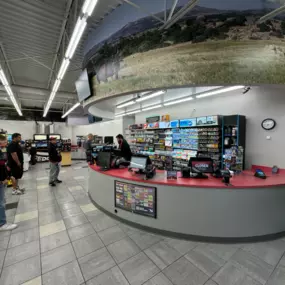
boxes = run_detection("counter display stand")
[61,140,72,166]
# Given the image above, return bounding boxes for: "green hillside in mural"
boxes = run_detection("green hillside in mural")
[91,10,285,98]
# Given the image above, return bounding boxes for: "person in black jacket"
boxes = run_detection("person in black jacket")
[116,134,132,161]
[0,134,18,231]
[48,137,62,187]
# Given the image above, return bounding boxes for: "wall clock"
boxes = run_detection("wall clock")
[261,118,276,130]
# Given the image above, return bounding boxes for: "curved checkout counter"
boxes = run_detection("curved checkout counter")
[88,165,285,242]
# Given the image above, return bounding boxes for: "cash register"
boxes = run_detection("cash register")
[128,155,156,179]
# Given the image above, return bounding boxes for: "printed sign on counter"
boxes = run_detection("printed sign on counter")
[115,181,157,218]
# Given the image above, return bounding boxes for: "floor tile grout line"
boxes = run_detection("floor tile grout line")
[264,250,285,285]
[91,221,135,284]
[65,221,91,284]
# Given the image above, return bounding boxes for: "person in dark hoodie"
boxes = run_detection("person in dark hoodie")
[0,134,18,231]
[48,137,62,187]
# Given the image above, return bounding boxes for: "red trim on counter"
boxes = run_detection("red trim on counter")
[89,165,285,189]
[251,165,285,175]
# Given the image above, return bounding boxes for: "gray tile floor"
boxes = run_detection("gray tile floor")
[1,162,285,285]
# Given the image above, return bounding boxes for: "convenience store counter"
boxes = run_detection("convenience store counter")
[88,165,285,242]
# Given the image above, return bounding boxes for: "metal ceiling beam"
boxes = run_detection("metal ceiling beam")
[0,106,63,113]
[0,43,15,84]
[0,85,75,99]
[122,0,165,23]
[160,0,200,30]
[0,53,56,63]
[19,98,74,105]
[47,0,73,89]
[22,53,53,71]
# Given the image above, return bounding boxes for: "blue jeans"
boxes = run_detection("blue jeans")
[49,162,60,183]
[0,183,6,226]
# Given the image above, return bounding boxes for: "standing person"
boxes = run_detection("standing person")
[7,133,24,195]
[48,137,62,187]
[84,133,94,163]
[116,134,132,161]
[0,134,18,231]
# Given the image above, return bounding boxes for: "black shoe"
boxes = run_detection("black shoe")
[49,182,56,187]
[55,180,62,183]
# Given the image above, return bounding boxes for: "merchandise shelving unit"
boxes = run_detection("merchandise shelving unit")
[222,115,246,171]
[126,115,246,171]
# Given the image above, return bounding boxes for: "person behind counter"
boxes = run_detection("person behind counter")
[116,134,132,161]
[84,133,94,163]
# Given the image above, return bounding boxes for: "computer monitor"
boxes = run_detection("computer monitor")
[130,156,148,170]
[97,152,111,170]
[188,157,213,178]
[104,136,114,144]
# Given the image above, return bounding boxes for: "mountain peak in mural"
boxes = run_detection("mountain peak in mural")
[89,5,225,57]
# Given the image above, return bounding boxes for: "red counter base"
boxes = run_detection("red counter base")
[89,165,285,189]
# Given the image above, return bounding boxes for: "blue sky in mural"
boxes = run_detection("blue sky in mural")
[85,0,280,54]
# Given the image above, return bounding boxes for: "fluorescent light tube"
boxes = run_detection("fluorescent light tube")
[142,104,162,111]
[0,69,9,86]
[52,79,61,94]
[136,90,165,102]
[62,102,81,118]
[65,18,87,59]
[196,86,245,99]
[126,109,141,115]
[4,86,13,97]
[164,96,193,106]
[57,59,70,80]
[115,112,126,118]
[117,101,135,108]
[82,0,98,16]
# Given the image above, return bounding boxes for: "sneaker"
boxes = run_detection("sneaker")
[17,186,25,193]
[55,180,62,183]
[12,189,22,195]
[49,182,56,187]
[0,223,18,231]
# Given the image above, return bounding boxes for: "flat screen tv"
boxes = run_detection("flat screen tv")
[75,69,92,102]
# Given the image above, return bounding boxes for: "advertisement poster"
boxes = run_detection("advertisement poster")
[206,115,218,125]
[85,0,285,99]
[115,181,156,218]
[196,117,207,125]
[180,118,197,128]
[159,121,170,129]
[170,120,179,128]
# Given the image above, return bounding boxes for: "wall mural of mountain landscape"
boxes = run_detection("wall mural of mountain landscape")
[85,0,285,99]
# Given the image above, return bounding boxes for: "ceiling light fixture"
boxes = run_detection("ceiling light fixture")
[62,102,81,118]
[116,100,135,108]
[0,65,22,116]
[136,90,165,102]
[44,0,99,117]
[65,18,87,59]
[142,104,162,111]
[82,0,99,16]
[57,59,70,80]
[164,96,194,106]
[196,86,245,99]
[115,112,126,118]
[126,109,141,115]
